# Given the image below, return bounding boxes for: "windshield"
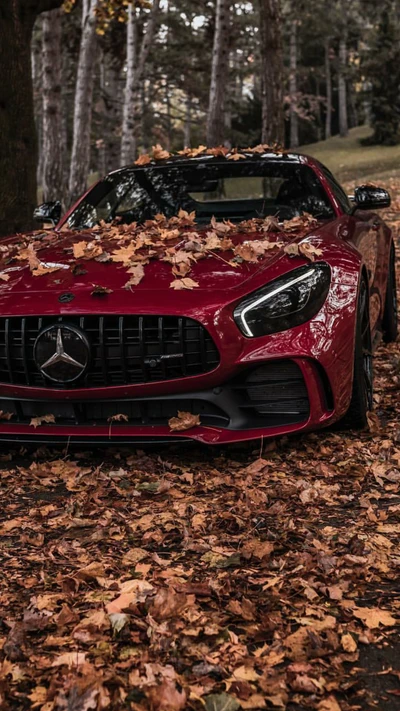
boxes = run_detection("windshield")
[66,159,334,230]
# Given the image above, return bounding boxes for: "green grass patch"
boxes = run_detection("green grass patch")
[300,125,400,185]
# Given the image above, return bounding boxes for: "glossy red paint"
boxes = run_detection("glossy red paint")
[0,154,393,444]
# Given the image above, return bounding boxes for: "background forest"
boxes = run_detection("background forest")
[2,0,400,232]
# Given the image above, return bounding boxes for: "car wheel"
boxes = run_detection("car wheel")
[382,243,398,343]
[342,278,373,430]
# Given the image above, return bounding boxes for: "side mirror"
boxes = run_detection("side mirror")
[33,201,62,226]
[351,185,391,211]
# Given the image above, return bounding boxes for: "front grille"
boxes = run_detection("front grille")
[0,316,219,388]
[0,397,229,428]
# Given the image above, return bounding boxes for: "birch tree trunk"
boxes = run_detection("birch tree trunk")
[0,0,63,237]
[289,19,299,148]
[338,36,348,137]
[206,0,230,146]
[184,95,192,148]
[42,8,65,203]
[120,2,138,165]
[68,0,99,205]
[120,0,160,163]
[324,38,332,140]
[258,0,284,145]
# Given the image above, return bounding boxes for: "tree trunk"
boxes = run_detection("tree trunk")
[0,0,63,237]
[338,36,348,138]
[120,2,138,165]
[206,0,230,146]
[258,0,284,145]
[324,38,332,140]
[32,17,43,188]
[68,0,99,206]
[42,7,65,203]
[184,94,192,148]
[289,19,299,148]
[121,0,160,162]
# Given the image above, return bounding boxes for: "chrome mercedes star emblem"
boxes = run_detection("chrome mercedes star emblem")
[34,324,90,383]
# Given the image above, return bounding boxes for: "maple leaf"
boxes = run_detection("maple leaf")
[206,146,229,157]
[169,277,199,290]
[352,606,397,628]
[16,243,40,270]
[134,153,152,166]
[107,414,129,423]
[0,272,10,281]
[227,151,246,160]
[168,411,201,431]
[32,263,64,277]
[234,243,259,262]
[263,215,281,232]
[29,414,56,428]
[73,241,103,260]
[147,679,187,711]
[90,285,113,296]
[111,243,137,265]
[152,144,171,160]
[0,411,13,420]
[299,243,323,261]
[52,651,86,667]
[124,264,145,288]
[284,243,300,257]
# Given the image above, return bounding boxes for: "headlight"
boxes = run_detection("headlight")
[233,263,331,337]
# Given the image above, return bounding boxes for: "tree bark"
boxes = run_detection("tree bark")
[42,7,65,203]
[338,36,348,137]
[324,38,332,140]
[120,0,160,163]
[206,0,230,146]
[184,94,192,148]
[0,0,63,237]
[258,0,284,145]
[68,0,99,206]
[120,2,138,165]
[289,19,299,148]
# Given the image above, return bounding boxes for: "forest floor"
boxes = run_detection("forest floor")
[0,172,399,711]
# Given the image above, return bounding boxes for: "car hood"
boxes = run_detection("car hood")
[0,224,329,299]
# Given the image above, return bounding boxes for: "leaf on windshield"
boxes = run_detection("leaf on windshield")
[168,411,201,431]
[170,278,199,290]
[29,414,56,428]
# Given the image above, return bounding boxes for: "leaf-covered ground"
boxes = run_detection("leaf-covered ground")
[0,191,399,711]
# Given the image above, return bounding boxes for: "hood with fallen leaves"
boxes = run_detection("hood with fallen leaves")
[0,213,326,307]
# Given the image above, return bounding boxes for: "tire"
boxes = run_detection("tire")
[382,243,398,343]
[341,278,373,430]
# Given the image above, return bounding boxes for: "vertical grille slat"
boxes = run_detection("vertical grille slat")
[0,315,219,388]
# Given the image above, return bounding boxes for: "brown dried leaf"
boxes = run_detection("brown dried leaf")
[29,414,56,429]
[134,153,152,166]
[90,285,113,296]
[299,243,323,261]
[168,411,201,431]
[152,144,171,160]
[107,413,129,423]
[352,606,397,628]
[169,277,199,290]
[0,410,13,420]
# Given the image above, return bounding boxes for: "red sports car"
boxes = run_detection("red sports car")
[0,151,396,444]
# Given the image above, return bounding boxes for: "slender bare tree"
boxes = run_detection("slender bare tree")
[207,0,231,146]
[258,0,284,145]
[42,7,65,203]
[120,0,160,164]
[289,18,299,148]
[324,38,332,139]
[338,34,348,137]
[68,0,99,206]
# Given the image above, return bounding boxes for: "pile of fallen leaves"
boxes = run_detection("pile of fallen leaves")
[0,178,398,711]
[0,212,321,293]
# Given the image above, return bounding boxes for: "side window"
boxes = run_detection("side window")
[321,169,352,213]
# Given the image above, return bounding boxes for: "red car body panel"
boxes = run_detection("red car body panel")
[0,154,393,444]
